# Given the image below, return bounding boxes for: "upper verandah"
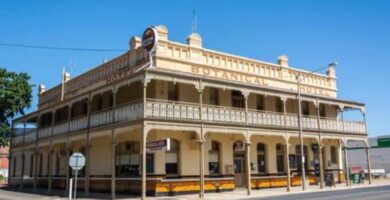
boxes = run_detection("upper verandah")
[38,25,338,109]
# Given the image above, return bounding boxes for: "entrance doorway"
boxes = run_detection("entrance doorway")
[234,155,245,187]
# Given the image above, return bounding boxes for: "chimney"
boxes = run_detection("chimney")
[277,55,289,67]
[129,36,141,50]
[187,33,202,48]
[155,25,168,41]
[64,72,70,82]
[326,62,337,78]
[38,84,46,95]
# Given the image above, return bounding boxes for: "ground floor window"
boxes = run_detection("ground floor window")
[257,143,266,173]
[146,153,154,174]
[296,145,308,172]
[276,144,285,173]
[209,141,220,175]
[166,139,179,176]
[29,154,34,177]
[116,141,140,177]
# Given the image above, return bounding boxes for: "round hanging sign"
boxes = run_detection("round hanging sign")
[142,27,158,52]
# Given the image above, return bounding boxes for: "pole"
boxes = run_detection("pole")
[69,178,73,200]
[316,102,324,189]
[74,159,78,199]
[198,81,205,199]
[296,75,306,190]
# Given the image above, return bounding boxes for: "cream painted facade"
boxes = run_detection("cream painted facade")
[9,25,371,198]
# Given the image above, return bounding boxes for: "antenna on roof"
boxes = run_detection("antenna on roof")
[192,10,198,33]
[68,56,74,76]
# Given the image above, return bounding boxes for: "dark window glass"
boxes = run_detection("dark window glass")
[302,101,309,116]
[256,95,264,110]
[209,141,220,175]
[209,88,219,105]
[168,83,178,101]
[295,145,308,172]
[232,90,244,108]
[320,104,326,117]
[165,139,179,175]
[276,144,284,173]
[331,146,337,164]
[257,143,266,173]
[116,141,140,177]
[29,154,34,177]
[146,153,154,174]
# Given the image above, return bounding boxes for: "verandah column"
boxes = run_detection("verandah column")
[365,145,372,184]
[20,121,27,190]
[343,143,350,187]
[243,90,251,196]
[141,78,148,200]
[197,80,205,199]
[315,101,324,189]
[110,87,118,199]
[281,97,291,192]
[84,91,92,195]
[362,111,372,185]
[111,132,116,200]
[283,136,291,192]
[64,140,70,195]
[33,113,41,191]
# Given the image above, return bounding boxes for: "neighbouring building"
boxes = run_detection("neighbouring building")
[9,25,371,198]
[0,146,9,183]
[348,135,390,174]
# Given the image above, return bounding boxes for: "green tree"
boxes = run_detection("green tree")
[0,68,33,147]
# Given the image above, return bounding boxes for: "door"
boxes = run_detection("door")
[234,156,245,187]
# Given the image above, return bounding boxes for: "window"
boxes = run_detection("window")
[232,90,244,108]
[166,139,179,175]
[320,104,326,117]
[295,145,308,172]
[55,152,60,176]
[209,141,220,175]
[29,154,34,177]
[275,98,283,113]
[256,95,264,110]
[97,96,103,111]
[146,153,154,174]
[168,82,178,101]
[38,153,43,176]
[276,144,285,173]
[116,141,140,177]
[209,88,219,105]
[330,146,338,164]
[302,101,309,116]
[12,157,17,177]
[257,143,266,173]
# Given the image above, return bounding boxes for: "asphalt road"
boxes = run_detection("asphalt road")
[1,185,390,200]
[249,185,390,200]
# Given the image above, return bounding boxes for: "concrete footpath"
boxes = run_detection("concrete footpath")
[0,179,389,200]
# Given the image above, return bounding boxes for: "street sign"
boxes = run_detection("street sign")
[69,152,85,200]
[146,139,170,152]
[69,153,85,170]
[142,27,158,52]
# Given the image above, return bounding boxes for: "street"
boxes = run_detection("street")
[249,185,390,200]
[1,184,390,200]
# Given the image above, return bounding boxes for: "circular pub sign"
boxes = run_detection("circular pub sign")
[142,27,158,52]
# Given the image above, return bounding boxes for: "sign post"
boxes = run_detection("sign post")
[69,152,86,200]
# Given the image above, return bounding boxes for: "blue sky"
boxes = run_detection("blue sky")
[1,1,389,136]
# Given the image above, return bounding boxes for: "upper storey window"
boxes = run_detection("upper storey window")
[320,104,326,117]
[232,90,244,108]
[209,88,219,106]
[168,82,178,101]
[302,101,309,116]
[256,95,264,110]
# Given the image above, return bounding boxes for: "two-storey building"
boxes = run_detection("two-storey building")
[9,25,372,198]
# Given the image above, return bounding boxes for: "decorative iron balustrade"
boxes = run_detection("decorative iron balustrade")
[31,99,366,140]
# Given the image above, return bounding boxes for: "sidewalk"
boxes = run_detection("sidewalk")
[1,179,390,200]
[151,179,390,200]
